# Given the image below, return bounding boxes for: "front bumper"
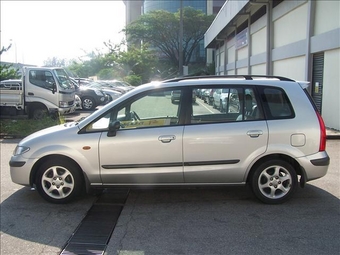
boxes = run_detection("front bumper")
[61,104,76,114]
[9,156,36,186]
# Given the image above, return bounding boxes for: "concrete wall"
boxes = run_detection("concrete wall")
[323,48,340,129]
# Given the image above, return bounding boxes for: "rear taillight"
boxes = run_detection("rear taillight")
[316,111,326,151]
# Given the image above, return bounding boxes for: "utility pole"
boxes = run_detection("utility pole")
[10,39,17,63]
[179,0,183,76]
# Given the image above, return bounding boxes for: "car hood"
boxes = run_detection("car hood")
[19,123,79,146]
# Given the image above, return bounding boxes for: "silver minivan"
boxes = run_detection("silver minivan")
[9,75,330,204]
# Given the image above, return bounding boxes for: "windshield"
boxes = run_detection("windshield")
[54,69,74,90]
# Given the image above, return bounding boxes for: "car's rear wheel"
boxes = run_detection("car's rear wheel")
[251,159,297,204]
[35,159,83,203]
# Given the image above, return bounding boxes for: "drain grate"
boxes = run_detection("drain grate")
[60,189,129,255]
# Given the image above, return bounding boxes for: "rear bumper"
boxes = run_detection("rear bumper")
[310,155,330,166]
[298,151,330,182]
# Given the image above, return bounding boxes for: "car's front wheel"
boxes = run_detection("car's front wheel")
[82,96,96,110]
[35,159,83,203]
[251,159,297,204]
[30,106,48,119]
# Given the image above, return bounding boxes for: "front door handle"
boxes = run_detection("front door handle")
[247,130,263,138]
[158,135,176,143]
[28,92,34,95]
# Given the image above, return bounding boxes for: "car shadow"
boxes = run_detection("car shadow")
[1,183,338,254]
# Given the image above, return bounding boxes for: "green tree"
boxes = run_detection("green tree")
[124,7,215,70]
[67,50,108,78]
[66,41,158,85]
[103,40,158,85]
[0,44,20,81]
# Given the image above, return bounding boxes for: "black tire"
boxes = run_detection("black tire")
[82,96,96,110]
[30,106,48,119]
[35,159,83,203]
[250,159,298,204]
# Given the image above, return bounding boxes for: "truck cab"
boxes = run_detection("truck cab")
[0,67,76,118]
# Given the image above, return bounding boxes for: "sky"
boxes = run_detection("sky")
[0,0,126,66]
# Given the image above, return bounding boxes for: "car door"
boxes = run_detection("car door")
[183,86,268,183]
[94,88,185,184]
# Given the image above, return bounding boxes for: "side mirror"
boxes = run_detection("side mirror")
[51,82,57,94]
[107,120,121,137]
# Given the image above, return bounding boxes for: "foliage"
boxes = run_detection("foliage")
[67,41,158,84]
[123,75,142,86]
[114,43,158,84]
[0,44,20,81]
[0,117,60,137]
[0,64,20,81]
[124,7,215,71]
[66,50,106,78]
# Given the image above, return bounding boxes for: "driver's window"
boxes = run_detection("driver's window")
[29,70,55,90]
[85,89,182,132]
[119,89,181,129]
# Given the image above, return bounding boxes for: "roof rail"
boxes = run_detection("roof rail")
[163,75,295,83]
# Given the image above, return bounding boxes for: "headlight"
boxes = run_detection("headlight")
[59,101,68,107]
[95,90,104,96]
[13,146,30,156]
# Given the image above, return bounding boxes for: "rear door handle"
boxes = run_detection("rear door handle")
[247,130,263,138]
[28,92,34,95]
[158,135,176,143]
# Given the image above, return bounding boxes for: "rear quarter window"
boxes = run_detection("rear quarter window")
[261,87,295,120]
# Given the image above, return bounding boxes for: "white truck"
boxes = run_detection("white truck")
[0,66,76,119]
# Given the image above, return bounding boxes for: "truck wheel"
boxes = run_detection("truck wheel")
[30,106,48,119]
[35,159,83,203]
[250,159,297,204]
[82,97,96,110]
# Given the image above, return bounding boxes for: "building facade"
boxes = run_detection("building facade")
[205,0,340,130]
[124,0,224,21]
[124,0,224,67]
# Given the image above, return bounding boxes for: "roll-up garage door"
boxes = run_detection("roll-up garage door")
[312,52,324,113]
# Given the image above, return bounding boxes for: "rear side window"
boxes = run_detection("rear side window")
[261,87,294,119]
[190,86,263,124]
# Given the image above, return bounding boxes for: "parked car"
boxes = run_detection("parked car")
[73,78,93,86]
[87,80,134,95]
[9,75,330,204]
[212,88,229,112]
[86,83,122,102]
[201,89,211,103]
[74,83,109,110]
[103,80,134,92]
[171,90,196,103]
